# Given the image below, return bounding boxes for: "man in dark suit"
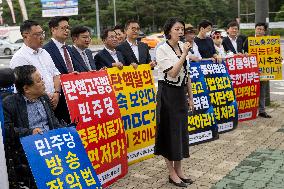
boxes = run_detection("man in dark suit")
[116,20,156,69]
[3,65,62,189]
[70,25,96,72]
[222,21,247,54]
[43,16,74,124]
[94,28,125,70]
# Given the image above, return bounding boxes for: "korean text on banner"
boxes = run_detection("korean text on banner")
[40,0,78,17]
[199,60,238,133]
[60,70,128,187]
[0,97,9,189]
[226,55,260,121]
[20,127,102,189]
[248,36,282,80]
[107,64,156,164]
[188,62,219,145]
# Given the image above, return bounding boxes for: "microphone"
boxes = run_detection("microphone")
[179,36,194,54]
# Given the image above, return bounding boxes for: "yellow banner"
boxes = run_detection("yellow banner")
[248,36,282,80]
[107,64,156,165]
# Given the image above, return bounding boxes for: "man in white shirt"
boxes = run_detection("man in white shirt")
[10,20,61,110]
[94,28,125,70]
[116,20,156,69]
[184,27,202,62]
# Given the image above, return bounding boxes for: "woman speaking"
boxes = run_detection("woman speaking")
[155,17,194,187]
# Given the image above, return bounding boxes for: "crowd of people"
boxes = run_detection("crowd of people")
[0,15,271,188]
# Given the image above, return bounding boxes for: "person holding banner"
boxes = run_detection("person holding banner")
[254,23,272,118]
[70,25,97,72]
[184,27,202,62]
[116,20,156,69]
[155,17,194,187]
[222,21,248,54]
[211,30,227,58]
[3,65,63,188]
[94,28,125,70]
[114,24,126,44]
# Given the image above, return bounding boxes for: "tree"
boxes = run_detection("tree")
[275,4,284,21]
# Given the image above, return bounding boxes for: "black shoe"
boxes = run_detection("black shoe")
[178,176,193,184]
[258,112,272,118]
[169,176,187,187]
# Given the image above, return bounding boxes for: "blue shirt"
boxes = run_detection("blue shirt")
[23,96,49,132]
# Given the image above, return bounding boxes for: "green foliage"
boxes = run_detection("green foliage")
[275,4,284,22]
[1,0,284,35]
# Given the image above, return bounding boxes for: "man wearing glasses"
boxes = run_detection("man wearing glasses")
[10,20,61,111]
[43,16,74,124]
[94,28,125,70]
[116,20,156,69]
[70,25,96,72]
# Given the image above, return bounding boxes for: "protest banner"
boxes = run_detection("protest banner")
[188,62,219,144]
[107,65,156,164]
[0,98,9,189]
[248,36,282,80]
[20,127,102,189]
[40,0,78,17]
[61,71,128,187]
[194,60,238,133]
[226,55,260,121]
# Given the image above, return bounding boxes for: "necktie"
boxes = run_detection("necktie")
[82,51,92,70]
[62,45,74,73]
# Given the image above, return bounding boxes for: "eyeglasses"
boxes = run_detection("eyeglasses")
[213,35,221,39]
[31,31,45,38]
[57,26,71,31]
[129,27,140,32]
[80,35,92,40]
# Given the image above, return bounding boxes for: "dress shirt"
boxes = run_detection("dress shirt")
[51,38,74,70]
[105,47,119,62]
[127,39,139,61]
[10,44,60,94]
[229,36,238,53]
[74,45,92,70]
[214,44,226,58]
[23,95,49,132]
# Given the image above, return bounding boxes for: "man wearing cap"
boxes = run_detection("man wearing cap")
[184,27,202,62]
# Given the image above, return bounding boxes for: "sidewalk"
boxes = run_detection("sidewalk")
[110,99,284,189]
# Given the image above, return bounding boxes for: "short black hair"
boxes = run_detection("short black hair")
[14,65,37,94]
[20,20,40,35]
[124,20,139,30]
[113,24,124,33]
[255,22,268,30]
[198,20,213,30]
[101,28,114,41]
[48,16,69,30]
[227,21,239,29]
[0,68,15,88]
[163,17,185,40]
[71,25,91,38]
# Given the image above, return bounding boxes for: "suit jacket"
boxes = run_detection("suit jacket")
[3,94,61,138]
[43,40,72,123]
[222,35,247,54]
[3,94,62,186]
[94,48,125,70]
[43,40,76,74]
[70,46,96,72]
[116,41,151,66]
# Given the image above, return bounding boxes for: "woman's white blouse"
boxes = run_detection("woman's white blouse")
[156,41,189,86]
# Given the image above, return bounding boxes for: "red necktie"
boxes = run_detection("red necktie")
[62,45,74,73]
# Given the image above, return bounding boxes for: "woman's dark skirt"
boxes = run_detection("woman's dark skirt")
[154,81,189,161]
